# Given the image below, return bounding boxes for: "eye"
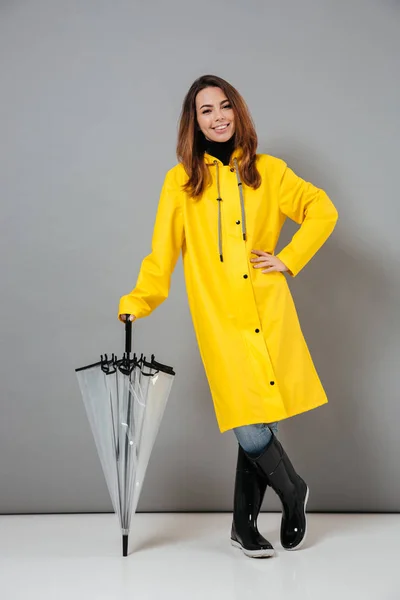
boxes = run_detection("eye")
[202,109,211,114]
[223,103,232,109]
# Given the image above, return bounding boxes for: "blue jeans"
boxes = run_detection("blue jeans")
[233,422,278,457]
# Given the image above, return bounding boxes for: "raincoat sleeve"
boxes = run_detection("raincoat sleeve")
[275,162,338,277]
[118,168,184,320]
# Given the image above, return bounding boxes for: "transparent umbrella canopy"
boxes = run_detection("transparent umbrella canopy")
[75,315,175,556]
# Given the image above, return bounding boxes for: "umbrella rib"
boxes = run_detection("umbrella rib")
[108,382,124,523]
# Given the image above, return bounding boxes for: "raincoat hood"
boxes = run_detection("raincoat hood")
[204,146,244,166]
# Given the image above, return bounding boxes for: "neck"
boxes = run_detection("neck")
[204,134,236,166]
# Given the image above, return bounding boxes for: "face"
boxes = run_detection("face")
[195,86,235,142]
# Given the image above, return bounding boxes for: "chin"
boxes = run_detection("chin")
[209,130,234,143]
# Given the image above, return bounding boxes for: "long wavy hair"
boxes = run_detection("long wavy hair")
[177,75,261,198]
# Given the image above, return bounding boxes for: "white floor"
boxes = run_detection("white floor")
[0,513,398,600]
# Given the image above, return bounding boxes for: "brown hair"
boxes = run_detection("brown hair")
[177,75,261,198]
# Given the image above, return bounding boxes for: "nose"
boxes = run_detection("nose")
[215,107,224,121]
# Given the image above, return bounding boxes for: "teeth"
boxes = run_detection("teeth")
[215,124,228,131]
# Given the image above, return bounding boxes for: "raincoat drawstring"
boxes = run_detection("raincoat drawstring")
[214,160,224,262]
[234,158,247,242]
[214,158,247,263]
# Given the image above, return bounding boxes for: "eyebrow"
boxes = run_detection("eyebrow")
[199,99,230,110]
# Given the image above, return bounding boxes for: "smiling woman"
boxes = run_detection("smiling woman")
[176,74,261,198]
[196,87,235,141]
[118,74,338,559]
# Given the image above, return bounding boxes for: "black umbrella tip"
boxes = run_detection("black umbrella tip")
[122,534,128,557]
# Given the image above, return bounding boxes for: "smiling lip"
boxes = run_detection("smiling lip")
[213,123,230,132]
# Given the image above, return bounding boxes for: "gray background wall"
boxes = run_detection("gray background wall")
[1,0,399,514]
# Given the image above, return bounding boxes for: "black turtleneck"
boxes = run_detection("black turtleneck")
[203,134,236,166]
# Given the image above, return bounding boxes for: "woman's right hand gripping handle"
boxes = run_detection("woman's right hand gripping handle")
[120,314,136,323]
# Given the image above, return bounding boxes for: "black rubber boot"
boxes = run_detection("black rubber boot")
[249,433,309,550]
[230,444,275,558]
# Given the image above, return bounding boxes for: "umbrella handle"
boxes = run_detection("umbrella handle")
[124,315,132,355]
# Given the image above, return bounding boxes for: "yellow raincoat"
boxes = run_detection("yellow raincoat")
[118,150,338,432]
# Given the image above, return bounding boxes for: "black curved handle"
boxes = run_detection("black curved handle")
[124,314,132,355]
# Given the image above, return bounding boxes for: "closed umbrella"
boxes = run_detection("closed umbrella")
[75,316,175,556]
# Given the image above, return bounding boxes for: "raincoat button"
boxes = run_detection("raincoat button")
[255,329,260,333]
[236,220,240,224]
[270,381,275,386]
[243,274,248,279]
[230,167,235,172]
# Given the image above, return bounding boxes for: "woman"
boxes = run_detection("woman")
[118,75,338,558]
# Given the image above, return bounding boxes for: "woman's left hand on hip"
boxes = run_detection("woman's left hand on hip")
[250,249,288,274]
